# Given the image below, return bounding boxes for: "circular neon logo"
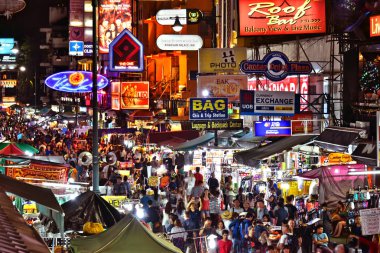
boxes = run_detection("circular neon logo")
[69,72,85,86]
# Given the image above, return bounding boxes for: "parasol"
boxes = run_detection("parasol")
[0,142,39,156]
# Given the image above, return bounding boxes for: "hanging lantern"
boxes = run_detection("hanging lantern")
[0,0,26,19]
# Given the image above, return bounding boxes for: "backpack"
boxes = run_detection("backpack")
[286,233,298,253]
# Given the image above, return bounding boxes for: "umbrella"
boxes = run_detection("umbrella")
[0,142,39,156]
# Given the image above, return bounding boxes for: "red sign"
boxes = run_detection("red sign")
[99,0,132,54]
[370,15,380,37]
[120,81,149,109]
[288,112,313,134]
[248,75,309,110]
[238,0,326,36]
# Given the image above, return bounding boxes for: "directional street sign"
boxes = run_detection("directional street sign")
[69,41,84,56]
[109,29,144,72]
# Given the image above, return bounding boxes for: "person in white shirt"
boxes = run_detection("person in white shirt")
[277,224,291,250]
[170,219,187,252]
[229,199,244,214]
[185,171,196,201]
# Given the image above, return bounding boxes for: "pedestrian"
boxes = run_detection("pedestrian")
[170,219,187,253]
[217,230,233,253]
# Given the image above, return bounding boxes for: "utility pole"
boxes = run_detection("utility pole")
[92,0,100,194]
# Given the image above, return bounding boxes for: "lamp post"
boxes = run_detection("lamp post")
[92,0,100,194]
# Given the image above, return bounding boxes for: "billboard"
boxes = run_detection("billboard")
[0,38,15,54]
[197,75,248,102]
[109,29,144,72]
[370,15,380,37]
[45,71,109,93]
[198,48,247,73]
[240,90,295,116]
[255,121,292,136]
[120,81,149,109]
[189,98,228,120]
[99,0,132,54]
[238,0,326,36]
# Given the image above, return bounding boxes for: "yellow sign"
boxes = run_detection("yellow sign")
[102,195,127,208]
[0,79,17,87]
[198,48,247,73]
[327,153,352,164]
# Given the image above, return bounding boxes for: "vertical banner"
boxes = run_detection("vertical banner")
[377,111,380,167]
[99,0,133,54]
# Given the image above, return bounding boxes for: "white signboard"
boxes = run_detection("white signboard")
[156,9,187,25]
[197,74,248,102]
[360,208,380,235]
[254,91,295,116]
[156,35,203,51]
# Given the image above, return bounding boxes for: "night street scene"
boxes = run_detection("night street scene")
[1,0,380,252]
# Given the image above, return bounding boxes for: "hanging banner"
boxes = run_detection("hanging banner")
[191,119,243,130]
[198,48,247,73]
[99,0,132,54]
[240,90,296,116]
[255,121,292,136]
[120,81,149,109]
[238,0,326,36]
[189,98,228,120]
[197,75,248,102]
[6,164,68,182]
[240,51,312,81]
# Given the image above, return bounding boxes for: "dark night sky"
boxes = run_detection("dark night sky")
[0,0,66,41]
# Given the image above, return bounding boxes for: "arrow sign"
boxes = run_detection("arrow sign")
[109,29,144,72]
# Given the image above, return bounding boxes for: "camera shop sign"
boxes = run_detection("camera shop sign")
[238,0,326,36]
[191,119,244,130]
[190,98,228,120]
[198,48,247,73]
[240,90,295,116]
[240,51,312,81]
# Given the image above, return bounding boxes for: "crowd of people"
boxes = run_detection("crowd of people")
[1,111,378,253]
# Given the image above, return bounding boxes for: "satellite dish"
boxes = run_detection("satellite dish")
[106,152,117,166]
[78,151,93,166]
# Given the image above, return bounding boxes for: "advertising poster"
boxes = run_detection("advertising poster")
[7,164,68,182]
[255,121,292,136]
[120,81,149,109]
[238,0,326,36]
[99,0,132,54]
[189,98,228,120]
[240,90,296,116]
[198,48,247,73]
[197,75,248,102]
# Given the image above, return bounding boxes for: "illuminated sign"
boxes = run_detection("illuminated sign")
[156,35,203,51]
[189,98,228,120]
[0,55,16,63]
[0,80,17,88]
[240,51,312,81]
[370,15,380,37]
[198,48,247,73]
[156,9,187,25]
[0,38,15,54]
[238,0,326,36]
[327,153,353,164]
[69,41,84,56]
[197,75,248,102]
[191,119,243,130]
[248,75,309,111]
[240,90,296,116]
[109,29,144,72]
[99,0,132,54]
[45,71,109,93]
[255,121,292,136]
[120,81,149,110]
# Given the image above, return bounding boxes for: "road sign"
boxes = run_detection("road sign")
[109,29,144,72]
[69,41,84,56]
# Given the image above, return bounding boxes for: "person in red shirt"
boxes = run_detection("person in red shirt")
[194,167,203,183]
[217,229,233,253]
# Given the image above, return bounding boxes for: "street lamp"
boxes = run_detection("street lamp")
[172,16,183,32]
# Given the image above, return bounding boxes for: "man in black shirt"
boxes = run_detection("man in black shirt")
[285,195,298,220]
[208,172,219,191]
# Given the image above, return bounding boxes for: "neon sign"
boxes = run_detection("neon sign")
[45,71,109,93]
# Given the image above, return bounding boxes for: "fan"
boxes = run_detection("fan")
[78,151,93,166]
[106,152,117,166]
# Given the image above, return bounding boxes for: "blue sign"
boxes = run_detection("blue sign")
[109,29,144,72]
[45,71,109,93]
[69,41,84,56]
[84,42,93,56]
[255,121,292,137]
[190,97,228,120]
[0,38,15,55]
[240,51,312,81]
